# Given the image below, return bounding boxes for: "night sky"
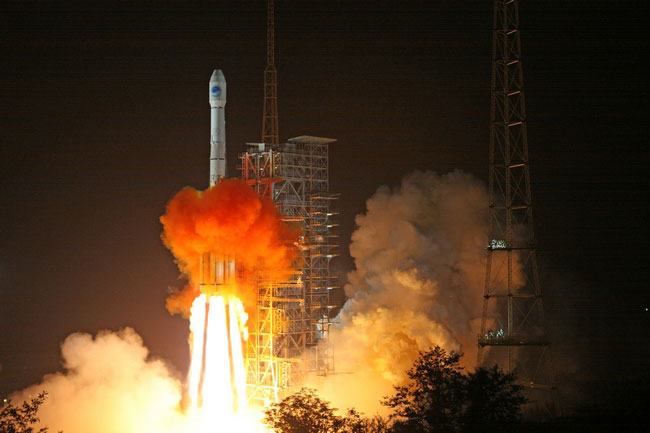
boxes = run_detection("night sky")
[1,1,648,398]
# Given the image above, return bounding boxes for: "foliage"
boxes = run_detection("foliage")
[263,388,339,433]
[463,365,526,427]
[264,348,526,433]
[339,409,389,433]
[383,346,526,433]
[0,392,57,433]
[263,388,389,433]
[383,347,467,433]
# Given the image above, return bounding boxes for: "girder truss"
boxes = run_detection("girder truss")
[478,0,558,415]
[240,136,338,405]
[262,0,279,145]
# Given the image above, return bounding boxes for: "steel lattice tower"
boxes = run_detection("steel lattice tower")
[262,0,279,145]
[477,0,558,415]
[240,137,338,405]
[241,1,338,405]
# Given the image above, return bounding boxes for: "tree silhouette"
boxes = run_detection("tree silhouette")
[0,392,58,433]
[383,347,467,433]
[263,388,388,433]
[384,346,526,433]
[463,365,526,428]
[263,388,339,433]
[264,348,526,433]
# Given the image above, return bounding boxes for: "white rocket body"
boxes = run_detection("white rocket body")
[198,71,236,413]
[203,69,235,293]
[209,69,227,186]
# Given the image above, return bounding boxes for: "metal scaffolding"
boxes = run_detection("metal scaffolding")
[477,0,559,416]
[240,136,338,405]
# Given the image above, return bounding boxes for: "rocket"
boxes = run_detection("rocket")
[192,68,240,412]
[201,69,235,294]
[209,69,227,186]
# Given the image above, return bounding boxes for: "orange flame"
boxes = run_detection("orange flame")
[159,179,298,430]
[160,179,299,315]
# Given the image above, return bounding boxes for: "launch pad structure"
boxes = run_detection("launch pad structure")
[239,137,339,404]
[233,0,338,405]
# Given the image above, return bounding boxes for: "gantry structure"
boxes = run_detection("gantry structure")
[477,0,558,416]
[240,0,338,405]
[240,136,338,405]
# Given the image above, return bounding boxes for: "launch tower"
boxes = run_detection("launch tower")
[477,0,559,415]
[240,138,338,404]
[241,0,338,405]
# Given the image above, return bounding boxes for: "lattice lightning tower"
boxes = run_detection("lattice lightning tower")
[477,0,558,415]
[262,0,279,145]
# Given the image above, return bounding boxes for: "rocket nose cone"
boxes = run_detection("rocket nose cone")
[210,69,226,83]
[209,69,226,105]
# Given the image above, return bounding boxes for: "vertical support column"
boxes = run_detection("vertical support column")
[262,0,279,145]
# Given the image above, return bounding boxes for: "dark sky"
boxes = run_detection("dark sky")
[1,0,648,397]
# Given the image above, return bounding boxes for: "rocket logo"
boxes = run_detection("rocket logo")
[211,85,222,97]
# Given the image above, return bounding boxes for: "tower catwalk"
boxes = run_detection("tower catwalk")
[477,0,559,416]
[262,0,279,145]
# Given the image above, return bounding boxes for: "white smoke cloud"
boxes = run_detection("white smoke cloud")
[10,328,187,433]
[8,170,491,425]
[309,170,488,414]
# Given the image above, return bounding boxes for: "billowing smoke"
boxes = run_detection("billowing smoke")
[310,171,488,414]
[160,179,300,315]
[9,328,187,433]
[5,180,300,433]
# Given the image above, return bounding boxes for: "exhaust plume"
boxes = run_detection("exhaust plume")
[311,171,489,414]
[9,328,186,433]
